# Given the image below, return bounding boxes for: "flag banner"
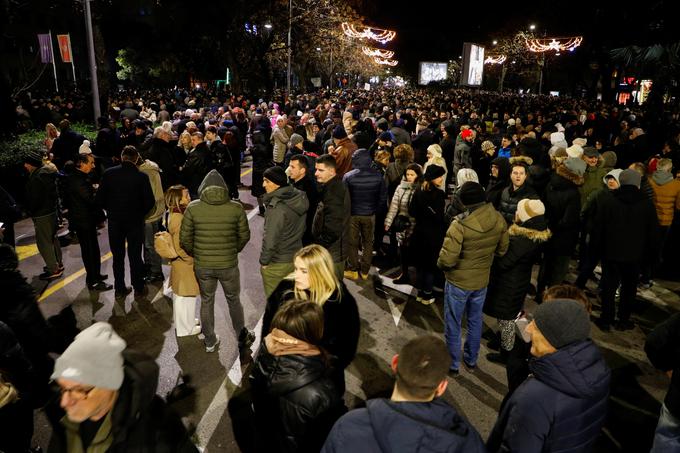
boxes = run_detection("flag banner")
[38,34,52,63]
[57,34,73,63]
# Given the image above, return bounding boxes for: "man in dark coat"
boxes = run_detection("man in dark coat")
[64,154,111,291]
[23,150,63,280]
[487,299,611,453]
[47,322,198,452]
[181,132,213,199]
[131,119,153,156]
[288,155,318,245]
[645,312,680,452]
[486,157,511,208]
[96,146,155,298]
[536,158,585,301]
[94,117,120,168]
[313,154,351,281]
[51,119,85,169]
[322,335,486,453]
[593,168,657,331]
[342,149,387,279]
[146,126,179,190]
[497,159,539,225]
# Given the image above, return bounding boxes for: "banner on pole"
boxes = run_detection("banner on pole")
[57,34,73,63]
[38,34,53,63]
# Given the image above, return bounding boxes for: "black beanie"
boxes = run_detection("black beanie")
[533,299,591,349]
[458,181,486,206]
[332,126,348,139]
[263,166,289,187]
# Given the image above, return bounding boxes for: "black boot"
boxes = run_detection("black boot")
[486,349,509,365]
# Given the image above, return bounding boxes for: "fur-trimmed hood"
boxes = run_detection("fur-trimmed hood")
[508,223,552,242]
[555,163,585,186]
[509,155,534,166]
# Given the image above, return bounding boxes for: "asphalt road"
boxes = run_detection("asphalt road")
[17,160,680,452]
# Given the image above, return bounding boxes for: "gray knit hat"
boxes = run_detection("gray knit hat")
[51,322,126,390]
[563,157,587,177]
[533,299,591,349]
[289,133,304,147]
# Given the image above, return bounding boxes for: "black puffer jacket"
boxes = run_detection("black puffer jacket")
[486,157,511,208]
[484,216,551,320]
[46,350,198,453]
[498,184,539,225]
[250,344,344,453]
[543,164,583,255]
[25,165,58,218]
[181,142,213,198]
[408,186,446,271]
[342,149,387,216]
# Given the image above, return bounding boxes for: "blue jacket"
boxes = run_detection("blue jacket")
[322,398,486,453]
[487,340,610,453]
[343,149,387,216]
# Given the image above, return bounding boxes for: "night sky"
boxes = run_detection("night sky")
[363,0,676,78]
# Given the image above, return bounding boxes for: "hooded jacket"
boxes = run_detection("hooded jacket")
[593,185,657,263]
[484,216,551,320]
[437,202,509,291]
[486,157,511,208]
[139,159,165,223]
[250,344,343,453]
[321,398,486,453]
[180,170,250,269]
[312,176,351,263]
[260,185,309,265]
[487,340,611,453]
[544,164,583,255]
[343,149,387,216]
[648,171,680,226]
[46,350,197,453]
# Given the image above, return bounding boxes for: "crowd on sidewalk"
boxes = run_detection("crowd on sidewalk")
[1,86,680,452]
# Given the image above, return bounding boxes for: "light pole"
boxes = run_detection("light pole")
[286,0,292,98]
[83,0,100,122]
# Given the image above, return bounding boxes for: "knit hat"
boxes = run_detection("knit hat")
[619,168,641,188]
[24,150,44,167]
[461,129,474,139]
[289,133,304,147]
[458,181,486,206]
[378,131,393,141]
[507,118,516,126]
[533,299,591,349]
[427,144,443,159]
[566,144,583,158]
[550,131,567,147]
[603,168,623,185]
[78,140,92,155]
[51,322,126,390]
[516,199,545,223]
[481,140,495,153]
[332,126,348,139]
[263,166,289,187]
[554,122,565,132]
[423,164,446,181]
[456,168,479,186]
[583,147,600,158]
[572,137,587,147]
[563,157,587,177]
[601,151,617,168]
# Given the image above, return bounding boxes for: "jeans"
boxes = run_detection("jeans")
[348,215,375,275]
[195,266,244,347]
[443,282,487,370]
[144,220,163,277]
[33,212,62,272]
[600,260,639,324]
[108,219,145,292]
[73,225,101,285]
[651,403,680,453]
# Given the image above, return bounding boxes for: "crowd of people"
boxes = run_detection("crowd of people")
[1,85,680,452]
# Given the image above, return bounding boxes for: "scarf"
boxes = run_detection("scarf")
[265,328,320,357]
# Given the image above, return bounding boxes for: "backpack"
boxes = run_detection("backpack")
[154,212,179,260]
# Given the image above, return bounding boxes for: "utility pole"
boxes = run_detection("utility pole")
[83,0,101,122]
[286,0,292,98]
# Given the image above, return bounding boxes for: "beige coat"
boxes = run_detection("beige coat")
[168,211,199,296]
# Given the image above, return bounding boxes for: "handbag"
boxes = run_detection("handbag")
[154,212,179,260]
[389,189,412,233]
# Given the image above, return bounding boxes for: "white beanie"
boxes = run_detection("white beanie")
[550,132,567,148]
[507,118,516,126]
[161,121,173,134]
[516,198,546,223]
[566,144,583,158]
[572,137,587,147]
[456,168,479,186]
[78,140,92,155]
[51,322,126,390]
[427,144,443,159]
[555,122,565,132]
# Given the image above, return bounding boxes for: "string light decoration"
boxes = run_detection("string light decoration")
[526,36,583,53]
[362,47,395,59]
[484,54,507,65]
[342,22,396,44]
[374,57,398,66]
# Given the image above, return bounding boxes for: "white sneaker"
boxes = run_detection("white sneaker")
[205,335,220,353]
[420,297,435,306]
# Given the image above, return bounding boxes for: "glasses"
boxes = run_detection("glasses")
[55,384,95,402]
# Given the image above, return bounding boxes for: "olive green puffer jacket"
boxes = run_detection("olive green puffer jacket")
[180,170,250,269]
[437,202,509,291]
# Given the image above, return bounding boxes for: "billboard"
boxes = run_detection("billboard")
[460,42,485,86]
[419,62,448,85]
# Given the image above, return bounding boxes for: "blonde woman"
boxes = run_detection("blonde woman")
[175,130,192,168]
[423,144,448,191]
[263,244,360,393]
[45,123,59,152]
[165,185,201,336]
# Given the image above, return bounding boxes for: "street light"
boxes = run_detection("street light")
[492,40,498,45]
[529,24,536,31]
[264,23,272,29]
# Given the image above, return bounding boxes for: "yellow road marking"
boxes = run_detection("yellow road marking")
[16,244,39,261]
[240,168,253,177]
[38,252,113,303]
